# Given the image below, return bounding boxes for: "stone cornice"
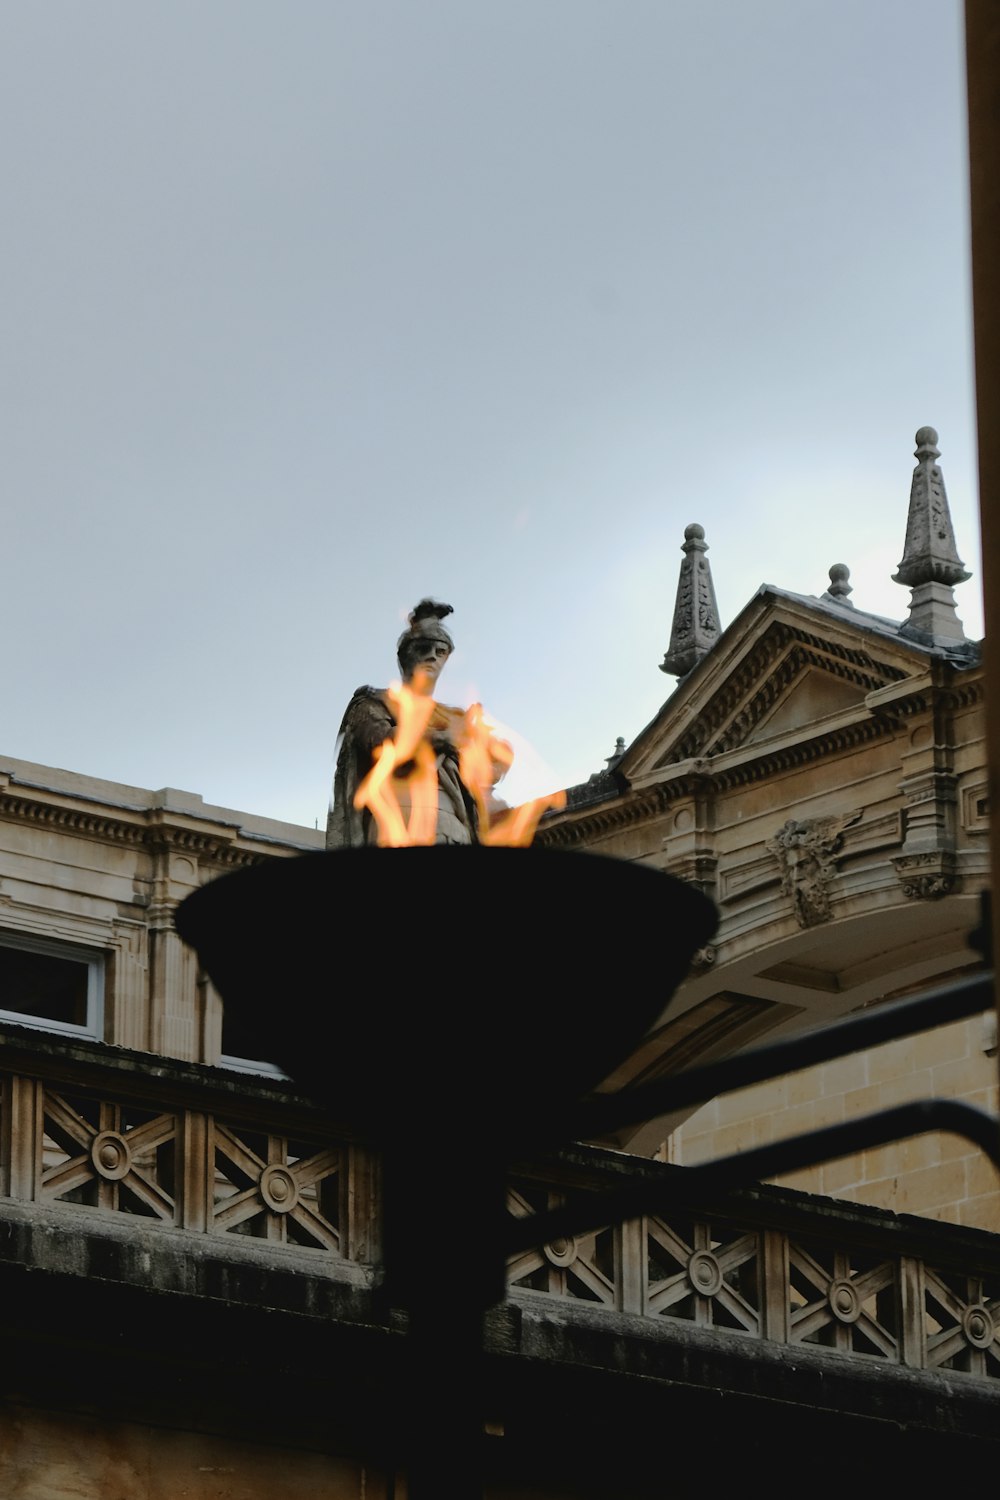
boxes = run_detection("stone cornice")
[0,787,308,869]
[541,704,912,846]
[865,664,985,720]
[0,792,147,845]
[706,713,890,791]
[538,784,678,847]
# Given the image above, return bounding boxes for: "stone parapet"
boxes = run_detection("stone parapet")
[1,1024,997,1389]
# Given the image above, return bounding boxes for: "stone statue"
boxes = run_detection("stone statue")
[326,600,479,847]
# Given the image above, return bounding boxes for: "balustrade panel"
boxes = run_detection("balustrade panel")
[503,1163,1000,1384]
[211,1121,342,1252]
[787,1237,900,1361]
[40,1088,178,1222]
[0,1059,997,1388]
[645,1213,762,1334]
[506,1183,617,1306]
[0,1070,350,1262]
[923,1267,1000,1377]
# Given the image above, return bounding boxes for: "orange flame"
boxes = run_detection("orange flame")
[457,703,566,846]
[353,681,439,847]
[353,686,565,847]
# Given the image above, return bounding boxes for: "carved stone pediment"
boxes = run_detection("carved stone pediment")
[623,593,927,784]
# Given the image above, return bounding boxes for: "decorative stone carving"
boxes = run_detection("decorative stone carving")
[893,850,957,900]
[963,1302,995,1350]
[663,850,718,895]
[766,811,862,927]
[213,1127,341,1247]
[661,524,721,677]
[543,1236,578,1268]
[828,1277,862,1324]
[40,1092,178,1221]
[605,737,626,769]
[893,427,971,645]
[91,1129,133,1181]
[891,748,959,897]
[687,1248,723,1297]
[821,562,855,607]
[665,623,903,765]
[259,1163,300,1214]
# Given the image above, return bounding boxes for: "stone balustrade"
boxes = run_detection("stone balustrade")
[0,1020,997,1385]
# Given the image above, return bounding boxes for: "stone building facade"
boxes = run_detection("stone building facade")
[0,762,322,1066]
[540,427,996,1229]
[0,427,997,1495]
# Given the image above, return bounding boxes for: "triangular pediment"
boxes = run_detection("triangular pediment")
[623,590,932,783]
[743,666,864,745]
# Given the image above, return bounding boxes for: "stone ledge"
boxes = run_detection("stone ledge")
[508,1291,1000,1441]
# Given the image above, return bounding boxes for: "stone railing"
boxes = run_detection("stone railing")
[507,1148,1000,1381]
[0,1022,997,1383]
[0,1022,380,1272]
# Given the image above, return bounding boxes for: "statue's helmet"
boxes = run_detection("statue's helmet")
[396,599,455,675]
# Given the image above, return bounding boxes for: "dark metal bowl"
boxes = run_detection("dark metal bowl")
[175,846,718,1155]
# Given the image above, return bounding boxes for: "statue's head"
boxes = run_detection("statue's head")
[396,599,455,688]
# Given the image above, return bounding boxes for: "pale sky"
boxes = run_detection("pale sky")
[0,1,981,828]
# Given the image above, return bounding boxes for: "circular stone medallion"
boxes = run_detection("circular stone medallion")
[91,1130,132,1181]
[687,1249,723,1298]
[260,1164,299,1214]
[543,1236,578,1268]
[963,1303,995,1350]
[828,1277,862,1324]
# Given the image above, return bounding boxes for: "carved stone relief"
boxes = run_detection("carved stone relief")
[892,850,957,900]
[766,811,862,927]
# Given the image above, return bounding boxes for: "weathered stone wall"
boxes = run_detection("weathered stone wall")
[0,756,322,1065]
[545,592,993,1228]
[666,1011,1000,1230]
[0,1408,383,1500]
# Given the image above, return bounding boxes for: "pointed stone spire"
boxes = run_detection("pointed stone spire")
[660,524,721,677]
[894,426,971,644]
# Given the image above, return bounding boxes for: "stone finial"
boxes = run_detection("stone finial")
[605,737,626,769]
[660,524,721,677]
[822,563,854,606]
[893,427,971,643]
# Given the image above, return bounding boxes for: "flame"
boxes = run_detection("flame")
[353,681,439,847]
[353,685,566,847]
[457,702,566,846]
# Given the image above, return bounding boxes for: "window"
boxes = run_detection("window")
[217,991,287,1079]
[0,930,104,1039]
[220,1016,286,1077]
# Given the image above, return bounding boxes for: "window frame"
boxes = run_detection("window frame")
[0,928,105,1040]
[217,1051,289,1080]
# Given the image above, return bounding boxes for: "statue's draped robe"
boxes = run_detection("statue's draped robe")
[326,686,478,848]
